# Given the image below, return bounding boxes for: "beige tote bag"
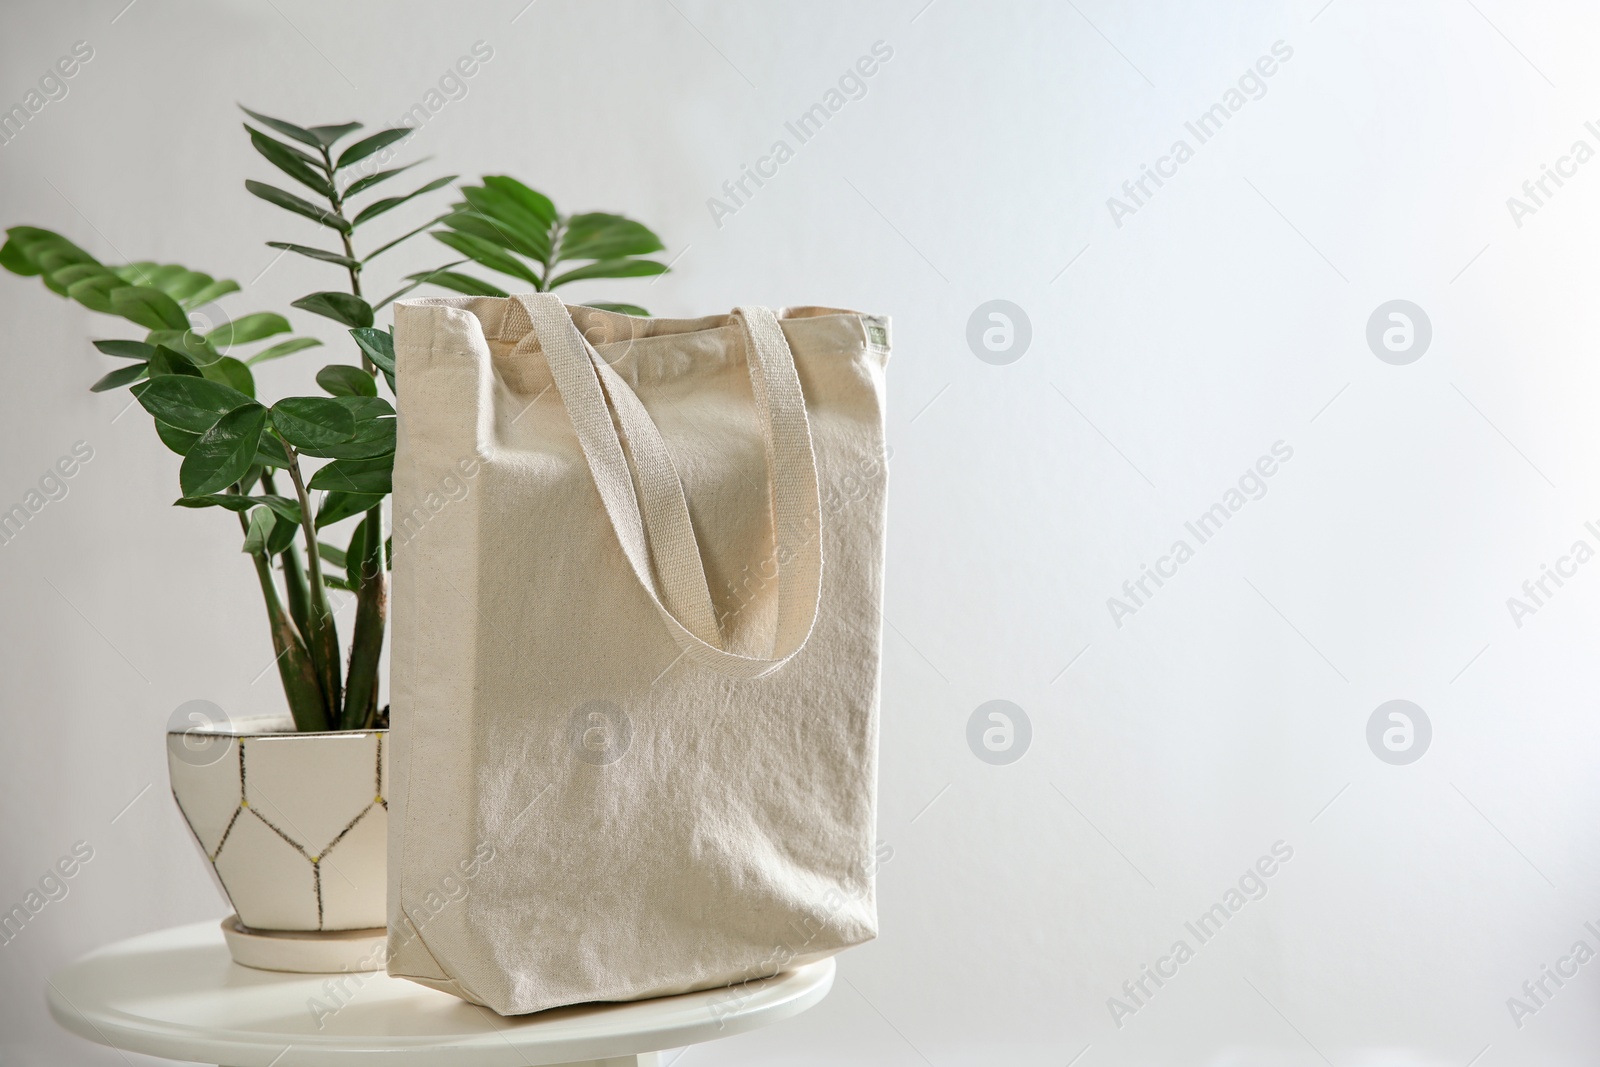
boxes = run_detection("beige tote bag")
[387,293,890,1015]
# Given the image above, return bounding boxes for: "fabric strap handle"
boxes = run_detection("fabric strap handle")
[511,294,824,680]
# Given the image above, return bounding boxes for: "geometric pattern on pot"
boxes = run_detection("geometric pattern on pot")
[167,730,387,932]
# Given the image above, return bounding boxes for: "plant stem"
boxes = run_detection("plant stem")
[321,145,373,376]
[286,450,343,723]
[261,470,312,646]
[234,496,327,730]
[341,506,386,730]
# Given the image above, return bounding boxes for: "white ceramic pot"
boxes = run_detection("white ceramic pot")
[166,713,388,965]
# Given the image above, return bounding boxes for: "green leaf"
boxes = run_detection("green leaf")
[559,213,666,261]
[587,302,649,316]
[431,230,540,284]
[335,128,411,170]
[318,540,348,568]
[270,397,355,449]
[154,420,201,456]
[182,278,241,309]
[180,403,268,496]
[480,176,557,227]
[346,518,369,587]
[266,506,298,555]
[208,312,291,348]
[442,207,549,261]
[342,160,423,198]
[407,268,508,298]
[309,453,392,495]
[145,328,222,367]
[91,362,147,392]
[316,490,383,529]
[245,180,350,233]
[361,213,450,262]
[93,339,155,360]
[307,122,362,146]
[292,291,373,328]
[300,396,394,459]
[348,327,394,370]
[351,175,456,227]
[242,505,275,554]
[256,429,290,468]
[146,344,202,378]
[246,336,323,366]
[111,286,189,330]
[133,375,255,432]
[176,493,301,523]
[245,126,334,198]
[2,226,96,277]
[201,356,256,398]
[265,242,360,270]
[65,273,122,314]
[316,364,377,397]
[239,106,322,149]
[548,258,668,288]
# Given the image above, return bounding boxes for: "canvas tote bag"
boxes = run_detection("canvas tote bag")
[387,293,890,1014]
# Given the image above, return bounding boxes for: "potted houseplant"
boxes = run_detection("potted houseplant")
[2,107,669,971]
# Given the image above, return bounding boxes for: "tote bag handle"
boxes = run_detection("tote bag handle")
[511,294,824,680]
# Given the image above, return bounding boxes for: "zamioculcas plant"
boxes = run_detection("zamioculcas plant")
[2,107,670,732]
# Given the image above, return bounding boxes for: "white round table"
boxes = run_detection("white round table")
[46,920,834,1066]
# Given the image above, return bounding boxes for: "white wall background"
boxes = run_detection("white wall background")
[4,0,1600,1063]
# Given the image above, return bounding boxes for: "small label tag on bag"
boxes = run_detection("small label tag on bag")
[862,316,890,353]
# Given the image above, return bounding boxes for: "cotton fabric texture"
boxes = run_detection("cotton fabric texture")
[386,294,890,1015]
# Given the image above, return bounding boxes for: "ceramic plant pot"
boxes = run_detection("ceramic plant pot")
[166,713,388,972]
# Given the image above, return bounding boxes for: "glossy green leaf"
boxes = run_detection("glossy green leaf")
[316,490,383,529]
[246,336,323,366]
[245,180,350,233]
[335,128,411,170]
[266,507,297,554]
[291,291,373,328]
[111,286,189,331]
[145,328,222,367]
[93,339,155,360]
[266,241,360,270]
[318,540,348,568]
[180,403,268,496]
[255,429,290,468]
[208,312,291,349]
[350,176,455,227]
[176,493,301,523]
[270,397,355,449]
[246,126,334,198]
[90,362,147,392]
[308,453,392,495]
[154,420,201,456]
[548,258,667,288]
[316,364,376,397]
[201,356,256,398]
[348,327,394,371]
[146,344,202,378]
[239,107,322,149]
[133,375,255,432]
[299,397,393,459]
